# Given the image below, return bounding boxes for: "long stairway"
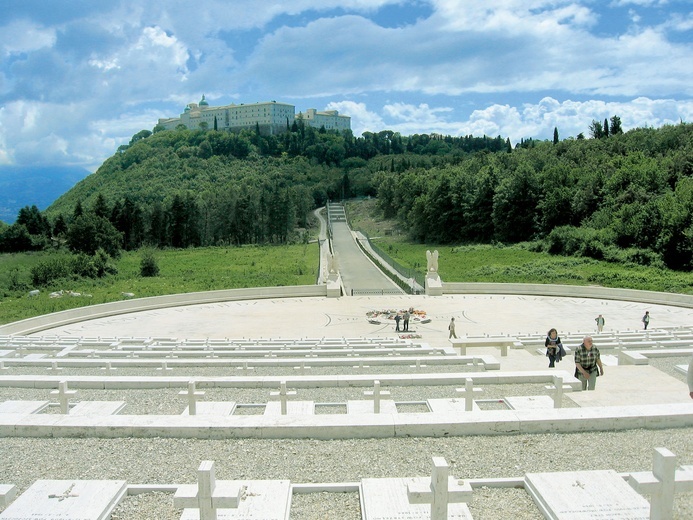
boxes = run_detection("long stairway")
[326,202,403,296]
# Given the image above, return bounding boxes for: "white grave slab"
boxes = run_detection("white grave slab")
[347,399,398,414]
[361,478,472,520]
[0,400,50,414]
[182,401,237,416]
[68,401,126,416]
[505,395,555,410]
[179,480,291,520]
[0,479,127,520]
[426,398,480,413]
[263,401,314,415]
[525,470,650,520]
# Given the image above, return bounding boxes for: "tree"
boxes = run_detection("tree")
[553,127,559,145]
[589,120,604,139]
[16,205,50,236]
[603,118,610,138]
[129,129,152,146]
[92,194,111,219]
[609,115,623,135]
[66,214,123,257]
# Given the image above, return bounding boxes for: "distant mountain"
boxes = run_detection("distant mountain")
[0,166,91,223]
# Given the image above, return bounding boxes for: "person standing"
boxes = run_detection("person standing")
[688,355,693,400]
[574,336,604,390]
[402,310,410,332]
[544,328,563,368]
[595,314,605,333]
[448,317,457,339]
[394,313,402,332]
[642,311,650,330]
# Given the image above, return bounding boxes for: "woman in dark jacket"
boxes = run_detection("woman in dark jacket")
[545,328,563,368]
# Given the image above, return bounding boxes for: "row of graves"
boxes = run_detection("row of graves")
[1,330,692,519]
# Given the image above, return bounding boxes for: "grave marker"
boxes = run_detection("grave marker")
[364,380,391,413]
[270,381,296,415]
[525,469,650,519]
[628,447,693,520]
[407,457,473,520]
[174,461,241,520]
[179,381,205,416]
[455,378,482,411]
[49,381,77,414]
[0,479,126,520]
[361,457,473,520]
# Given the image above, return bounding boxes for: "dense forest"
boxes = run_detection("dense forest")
[1,119,692,279]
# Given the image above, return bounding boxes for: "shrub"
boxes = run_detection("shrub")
[31,257,73,286]
[139,249,160,277]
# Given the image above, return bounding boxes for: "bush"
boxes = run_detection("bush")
[30,250,117,287]
[139,250,160,277]
[31,257,73,286]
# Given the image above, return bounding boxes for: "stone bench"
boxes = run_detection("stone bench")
[450,337,518,356]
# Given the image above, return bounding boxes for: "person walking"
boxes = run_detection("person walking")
[544,328,563,368]
[402,310,410,332]
[642,311,650,330]
[394,313,402,332]
[448,317,457,339]
[595,314,605,333]
[574,336,604,391]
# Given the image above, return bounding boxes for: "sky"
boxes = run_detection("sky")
[0,0,691,172]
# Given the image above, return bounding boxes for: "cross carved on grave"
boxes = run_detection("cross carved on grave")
[364,380,391,413]
[407,457,473,520]
[48,483,79,502]
[174,461,242,520]
[628,447,693,520]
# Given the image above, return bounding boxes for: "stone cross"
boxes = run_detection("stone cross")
[293,361,311,372]
[455,377,482,411]
[270,381,296,415]
[50,381,78,414]
[407,457,473,520]
[544,375,571,409]
[0,360,7,370]
[48,361,62,372]
[410,359,428,370]
[628,447,693,520]
[364,380,391,413]
[157,361,173,371]
[179,381,205,415]
[100,361,117,372]
[174,461,242,520]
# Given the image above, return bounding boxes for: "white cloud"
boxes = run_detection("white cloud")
[0,20,56,55]
[325,101,384,135]
[341,96,693,143]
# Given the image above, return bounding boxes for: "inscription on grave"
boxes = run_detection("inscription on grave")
[525,470,649,520]
[0,479,127,520]
[361,478,472,520]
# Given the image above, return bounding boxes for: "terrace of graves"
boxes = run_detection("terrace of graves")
[1,293,692,519]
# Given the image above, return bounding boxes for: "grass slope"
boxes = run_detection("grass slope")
[0,243,318,325]
[346,199,693,294]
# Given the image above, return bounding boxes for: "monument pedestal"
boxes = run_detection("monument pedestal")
[425,272,443,296]
[326,273,341,298]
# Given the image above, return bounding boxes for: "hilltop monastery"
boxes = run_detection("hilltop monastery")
[158,96,351,135]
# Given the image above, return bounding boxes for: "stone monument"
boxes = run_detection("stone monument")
[425,250,443,296]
